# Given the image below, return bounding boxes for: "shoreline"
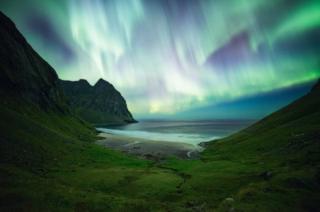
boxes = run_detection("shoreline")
[96,132,203,160]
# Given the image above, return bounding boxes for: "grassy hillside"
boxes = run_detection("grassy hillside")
[0,104,150,210]
[163,80,320,211]
[0,103,190,211]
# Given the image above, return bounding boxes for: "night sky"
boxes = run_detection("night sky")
[0,0,319,119]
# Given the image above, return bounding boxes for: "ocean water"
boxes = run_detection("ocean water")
[97,120,254,146]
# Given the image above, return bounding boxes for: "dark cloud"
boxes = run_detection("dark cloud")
[204,31,260,70]
[253,0,307,33]
[273,28,320,57]
[25,12,74,63]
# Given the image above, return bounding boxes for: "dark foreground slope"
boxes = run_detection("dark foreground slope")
[0,9,97,165]
[60,79,136,125]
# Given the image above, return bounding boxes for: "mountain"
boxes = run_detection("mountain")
[60,78,136,125]
[0,11,67,112]
[0,9,97,169]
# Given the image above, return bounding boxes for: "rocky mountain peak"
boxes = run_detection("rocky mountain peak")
[94,78,114,90]
[78,79,90,85]
[60,78,136,125]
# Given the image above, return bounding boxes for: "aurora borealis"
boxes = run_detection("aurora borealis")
[1,0,319,118]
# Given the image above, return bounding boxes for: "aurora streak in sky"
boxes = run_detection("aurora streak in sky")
[1,0,319,119]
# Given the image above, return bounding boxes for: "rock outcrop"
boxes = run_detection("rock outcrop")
[60,78,136,125]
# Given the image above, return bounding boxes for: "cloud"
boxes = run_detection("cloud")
[25,12,75,64]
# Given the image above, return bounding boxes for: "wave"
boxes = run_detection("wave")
[97,128,219,146]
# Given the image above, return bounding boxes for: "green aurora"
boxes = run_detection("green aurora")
[0,0,319,118]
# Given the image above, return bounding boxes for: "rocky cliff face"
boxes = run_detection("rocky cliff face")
[0,11,67,112]
[60,79,136,125]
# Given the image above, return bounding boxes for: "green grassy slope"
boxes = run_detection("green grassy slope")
[162,81,320,211]
[0,103,190,211]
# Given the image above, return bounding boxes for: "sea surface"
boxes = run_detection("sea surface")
[97,120,255,146]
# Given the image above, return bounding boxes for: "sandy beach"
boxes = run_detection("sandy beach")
[96,132,202,160]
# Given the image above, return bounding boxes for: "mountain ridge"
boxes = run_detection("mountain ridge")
[59,78,137,125]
